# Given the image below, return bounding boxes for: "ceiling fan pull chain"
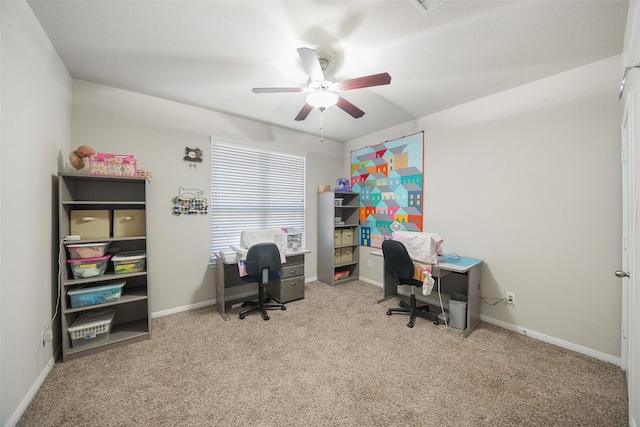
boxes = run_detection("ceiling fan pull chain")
[320,110,324,143]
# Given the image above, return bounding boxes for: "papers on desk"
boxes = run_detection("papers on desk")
[218,249,238,263]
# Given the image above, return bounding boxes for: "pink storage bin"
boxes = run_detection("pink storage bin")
[89,152,137,176]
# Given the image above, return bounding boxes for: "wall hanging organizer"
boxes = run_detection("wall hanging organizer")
[173,187,208,215]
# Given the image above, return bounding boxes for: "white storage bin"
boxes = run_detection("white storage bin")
[68,309,116,347]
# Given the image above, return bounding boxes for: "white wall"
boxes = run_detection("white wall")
[1,1,72,425]
[350,55,623,360]
[71,80,344,314]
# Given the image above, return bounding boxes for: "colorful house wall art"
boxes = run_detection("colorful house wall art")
[350,132,424,248]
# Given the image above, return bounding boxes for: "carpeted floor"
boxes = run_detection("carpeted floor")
[18,280,628,426]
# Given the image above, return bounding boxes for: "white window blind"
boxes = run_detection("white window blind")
[210,140,306,259]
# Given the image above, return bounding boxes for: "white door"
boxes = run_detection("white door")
[619,93,635,418]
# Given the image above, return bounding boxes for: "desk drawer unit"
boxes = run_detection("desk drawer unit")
[268,255,305,303]
[278,276,304,303]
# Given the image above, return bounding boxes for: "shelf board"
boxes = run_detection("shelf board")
[334,276,358,285]
[65,319,149,358]
[63,271,147,286]
[63,292,148,314]
[335,260,358,268]
[334,243,358,249]
[62,200,145,204]
[63,236,147,245]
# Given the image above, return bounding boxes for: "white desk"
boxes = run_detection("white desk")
[215,249,310,321]
[372,250,483,337]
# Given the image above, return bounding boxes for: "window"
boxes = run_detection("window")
[210,140,306,259]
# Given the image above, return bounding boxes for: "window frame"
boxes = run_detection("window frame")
[210,139,306,260]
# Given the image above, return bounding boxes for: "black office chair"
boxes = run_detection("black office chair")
[239,243,287,320]
[382,239,440,328]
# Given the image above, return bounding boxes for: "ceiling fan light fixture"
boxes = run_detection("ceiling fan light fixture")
[306,91,338,110]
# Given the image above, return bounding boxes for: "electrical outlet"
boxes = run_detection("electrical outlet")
[41,323,53,344]
[506,292,515,305]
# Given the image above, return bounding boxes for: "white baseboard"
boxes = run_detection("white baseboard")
[480,315,622,367]
[152,299,215,318]
[358,277,383,288]
[152,278,319,318]
[359,277,622,367]
[7,354,56,427]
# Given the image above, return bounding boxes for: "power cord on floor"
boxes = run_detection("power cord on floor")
[436,277,449,330]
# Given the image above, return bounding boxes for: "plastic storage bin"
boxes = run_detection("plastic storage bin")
[67,281,125,308]
[112,251,146,274]
[67,254,111,279]
[68,309,116,347]
[286,232,302,251]
[67,242,110,259]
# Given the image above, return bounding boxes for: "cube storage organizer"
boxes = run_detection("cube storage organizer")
[67,254,111,279]
[68,309,116,348]
[67,281,126,308]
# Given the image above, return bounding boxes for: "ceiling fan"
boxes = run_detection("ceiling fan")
[252,47,391,121]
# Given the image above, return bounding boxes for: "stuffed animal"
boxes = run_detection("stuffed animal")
[69,145,96,170]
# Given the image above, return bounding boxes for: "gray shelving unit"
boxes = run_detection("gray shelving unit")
[318,191,360,286]
[58,173,151,361]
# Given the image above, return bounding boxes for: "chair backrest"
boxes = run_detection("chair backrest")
[245,242,282,277]
[382,239,415,281]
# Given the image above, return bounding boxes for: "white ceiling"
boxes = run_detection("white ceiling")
[27,0,629,143]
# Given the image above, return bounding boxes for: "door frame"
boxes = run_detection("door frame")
[620,90,636,422]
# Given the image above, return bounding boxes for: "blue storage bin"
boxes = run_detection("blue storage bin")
[67,281,126,308]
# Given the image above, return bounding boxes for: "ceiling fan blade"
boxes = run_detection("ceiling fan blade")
[340,72,391,91]
[252,87,304,93]
[297,47,324,82]
[336,97,365,119]
[295,103,314,121]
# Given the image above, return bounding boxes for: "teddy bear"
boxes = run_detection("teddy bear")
[69,145,96,170]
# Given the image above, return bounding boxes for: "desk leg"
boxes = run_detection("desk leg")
[376,271,399,303]
[215,257,230,321]
[460,263,482,337]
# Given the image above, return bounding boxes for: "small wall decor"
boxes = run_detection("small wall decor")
[336,178,350,191]
[184,147,203,162]
[173,187,208,215]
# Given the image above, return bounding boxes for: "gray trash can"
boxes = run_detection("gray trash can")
[448,293,468,330]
